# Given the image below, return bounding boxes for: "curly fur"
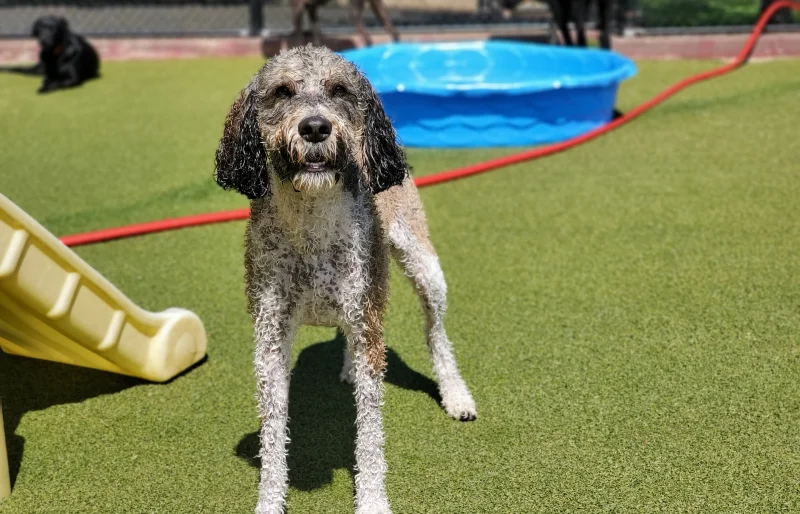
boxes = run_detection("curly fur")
[214,45,476,514]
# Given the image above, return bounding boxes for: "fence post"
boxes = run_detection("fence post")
[249,0,264,37]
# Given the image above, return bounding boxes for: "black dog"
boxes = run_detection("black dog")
[550,0,614,49]
[496,0,617,49]
[3,16,99,94]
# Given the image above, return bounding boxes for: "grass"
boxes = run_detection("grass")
[1,56,800,513]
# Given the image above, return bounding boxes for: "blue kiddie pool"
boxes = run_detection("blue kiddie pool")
[340,41,637,148]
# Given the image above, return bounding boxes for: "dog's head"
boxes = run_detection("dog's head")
[214,45,407,198]
[32,16,69,51]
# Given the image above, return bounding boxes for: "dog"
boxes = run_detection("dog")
[291,0,399,47]
[1,16,99,94]
[549,0,614,49]
[214,45,476,514]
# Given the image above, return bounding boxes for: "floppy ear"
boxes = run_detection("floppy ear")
[360,80,408,194]
[214,84,269,200]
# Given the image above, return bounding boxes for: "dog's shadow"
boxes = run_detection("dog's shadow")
[0,353,145,489]
[235,330,440,491]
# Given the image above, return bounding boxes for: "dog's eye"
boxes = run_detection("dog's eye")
[275,86,293,99]
[331,84,348,98]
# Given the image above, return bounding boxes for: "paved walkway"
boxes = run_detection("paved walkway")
[2,31,799,64]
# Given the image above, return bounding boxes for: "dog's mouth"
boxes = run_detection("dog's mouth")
[289,157,342,192]
[301,158,332,174]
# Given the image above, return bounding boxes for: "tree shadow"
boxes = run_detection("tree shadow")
[235,330,440,491]
[0,352,145,489]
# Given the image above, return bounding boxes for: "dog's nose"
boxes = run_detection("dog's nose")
[298,116,332,143]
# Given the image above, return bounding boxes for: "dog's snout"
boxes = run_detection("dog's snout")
[298,115,332,143]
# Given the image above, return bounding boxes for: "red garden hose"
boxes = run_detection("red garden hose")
[59,0,799,248]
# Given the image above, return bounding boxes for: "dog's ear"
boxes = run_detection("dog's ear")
[214,83,269,200]
[360,79,408,194]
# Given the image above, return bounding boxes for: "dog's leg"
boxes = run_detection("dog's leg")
[291,0,306,40]
[344,324,391,514]
[574,0,588,47]
[551,0,573,46]
[253,297,298,514]
[367,0,399,42]
[306,4,323,46]
[388,219,477,422]
[349,0,373,46]
[0,61,44,75]
[37,65,81,94]
[596,0,612,49]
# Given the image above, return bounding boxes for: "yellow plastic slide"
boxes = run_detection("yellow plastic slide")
[0,193,207,499]
[0,193,207,381]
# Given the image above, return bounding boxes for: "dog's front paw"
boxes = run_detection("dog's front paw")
[254,503,285,514]
[441,380,477,422]
[356,500,391,514]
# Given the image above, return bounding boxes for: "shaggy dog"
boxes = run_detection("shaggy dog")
[214,45,476,514]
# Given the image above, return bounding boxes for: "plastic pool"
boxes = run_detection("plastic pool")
[340,41,637,148]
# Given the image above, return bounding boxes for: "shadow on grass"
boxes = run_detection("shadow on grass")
[235,330,439,491]
[0,353,145,489]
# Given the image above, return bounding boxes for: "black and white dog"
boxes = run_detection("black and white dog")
[3,16,100,94]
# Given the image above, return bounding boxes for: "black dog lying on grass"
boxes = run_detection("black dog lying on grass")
[2,16,99,94]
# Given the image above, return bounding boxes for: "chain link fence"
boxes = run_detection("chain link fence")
[0,0,797,38]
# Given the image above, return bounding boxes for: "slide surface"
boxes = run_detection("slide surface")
[0,193,207,383]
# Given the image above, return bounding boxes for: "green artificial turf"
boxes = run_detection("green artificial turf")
[1,56,800,513]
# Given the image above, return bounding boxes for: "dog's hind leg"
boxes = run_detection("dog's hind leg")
[596,0,612,49]
[1,61,44,75]
[291,0,306,41]
[574,0,589,47]
[367,0,400,42]
[349,0,373,46]
[253,295,298,514]
[306,3,323,46]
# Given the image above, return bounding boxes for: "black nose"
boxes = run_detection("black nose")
[298,115,332,143]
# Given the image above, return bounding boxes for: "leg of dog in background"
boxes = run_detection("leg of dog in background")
[291,0,309,43]
[0,61,45,75]
[349,0,399,46]
[596,0,612,49]
[614,0,627,37]
[305,1,324,46]
[572,0,588,47]
[367,0,400,43]
[549,0,573,46]
[349,0,374,46]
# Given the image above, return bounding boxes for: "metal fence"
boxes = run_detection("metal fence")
[0,0,797,38]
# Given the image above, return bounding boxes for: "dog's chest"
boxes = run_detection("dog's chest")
[249,191,374,326]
